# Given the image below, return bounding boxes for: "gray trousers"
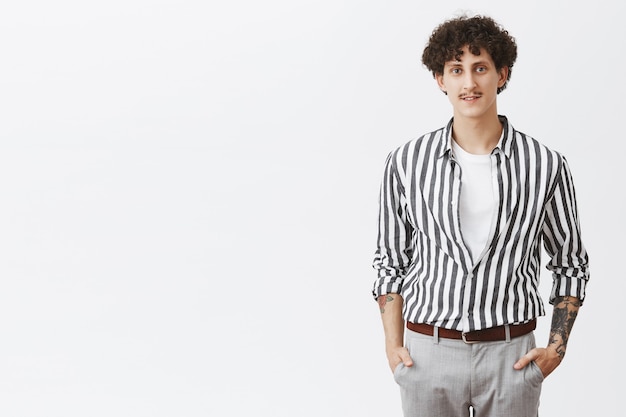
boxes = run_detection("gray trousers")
[394,328,543,417]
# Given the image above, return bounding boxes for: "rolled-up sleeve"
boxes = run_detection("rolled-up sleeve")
[371,151,414,300]
[542,156,590,304]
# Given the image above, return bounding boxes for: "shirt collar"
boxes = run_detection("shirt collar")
[438,115,516,159]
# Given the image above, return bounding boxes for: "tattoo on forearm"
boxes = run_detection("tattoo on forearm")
[549,296,581,360]
[378,295,394,313]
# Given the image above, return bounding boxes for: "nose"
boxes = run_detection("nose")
[463,73,477,90]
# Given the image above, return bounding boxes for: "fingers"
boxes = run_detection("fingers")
[399,348,414,367]
[513,348,539,370]
[388,347,413,373]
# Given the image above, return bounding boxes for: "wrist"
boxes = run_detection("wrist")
[546,343,565,362]
[385,340,404,351]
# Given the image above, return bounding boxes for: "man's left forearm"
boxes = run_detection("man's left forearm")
[548,295,581,360]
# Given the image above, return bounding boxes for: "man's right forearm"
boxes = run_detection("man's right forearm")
[377,293,405,351]
[378,293,412,372]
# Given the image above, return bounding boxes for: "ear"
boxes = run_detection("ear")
[435,73,446,92]
[498,66,509,89]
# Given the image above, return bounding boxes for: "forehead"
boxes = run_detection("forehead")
[445,46,494,66]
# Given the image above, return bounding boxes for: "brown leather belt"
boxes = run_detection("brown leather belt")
[407,319,536,343]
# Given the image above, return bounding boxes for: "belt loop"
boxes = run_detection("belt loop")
[433,326,439,344]
[504,324,511,343]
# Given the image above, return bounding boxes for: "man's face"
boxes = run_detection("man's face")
[435,46,508,121]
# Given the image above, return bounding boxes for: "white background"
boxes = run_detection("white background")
[0,1,622,416]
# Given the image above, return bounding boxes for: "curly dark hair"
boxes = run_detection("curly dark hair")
[421,15,517,94]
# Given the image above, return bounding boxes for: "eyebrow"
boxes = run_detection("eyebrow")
[446,60,491,67]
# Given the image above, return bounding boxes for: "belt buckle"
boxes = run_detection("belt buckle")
[461,332,477,344]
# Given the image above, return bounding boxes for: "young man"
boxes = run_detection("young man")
[371,15,589,417]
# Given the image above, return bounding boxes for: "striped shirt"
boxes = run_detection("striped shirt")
[372,116,590,332]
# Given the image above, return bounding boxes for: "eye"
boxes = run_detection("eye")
[476,66,487,73]
[451,68,461,74]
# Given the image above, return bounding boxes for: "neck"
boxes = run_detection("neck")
[451,114,502,155]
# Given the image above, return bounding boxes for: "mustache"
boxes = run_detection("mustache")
[459,92,482,98]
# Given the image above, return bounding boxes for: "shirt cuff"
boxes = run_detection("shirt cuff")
[372,279,403,300]
[549,276,588,305]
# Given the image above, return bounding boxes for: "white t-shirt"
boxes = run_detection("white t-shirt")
[451,139,496,263]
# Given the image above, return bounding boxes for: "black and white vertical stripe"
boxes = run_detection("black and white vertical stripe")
[372,116,589,332]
